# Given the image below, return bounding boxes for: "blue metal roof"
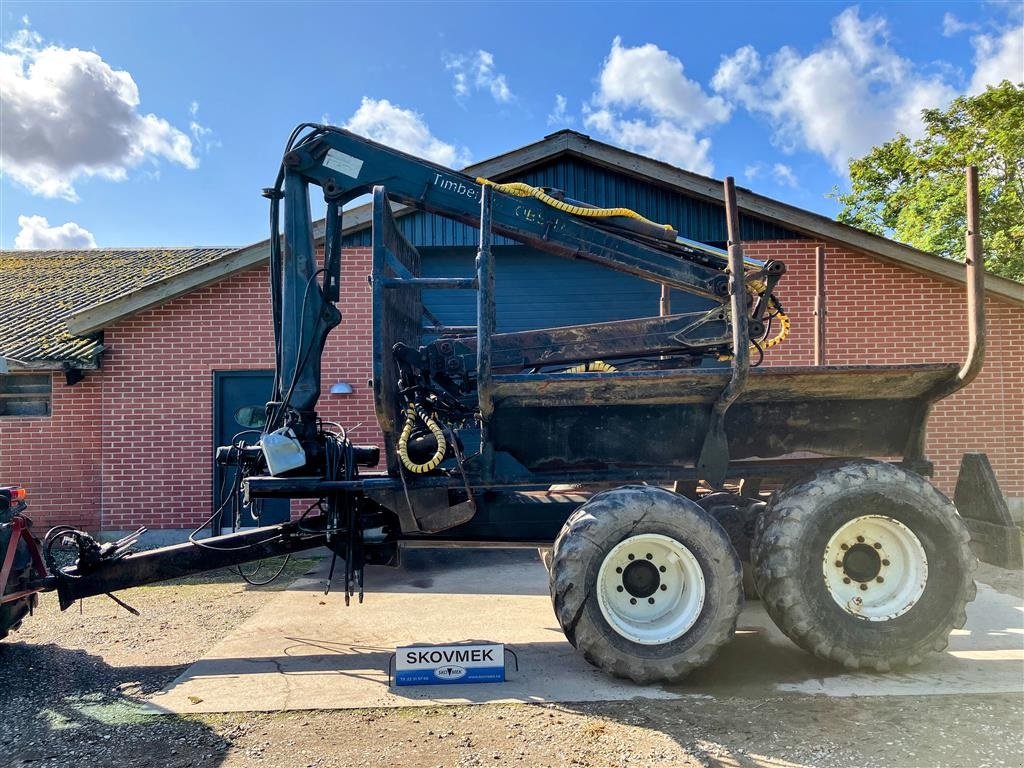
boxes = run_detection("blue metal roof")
[343,155,803,248]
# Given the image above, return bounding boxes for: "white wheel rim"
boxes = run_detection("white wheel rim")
[596,533,706,645]
[822,515,928,621]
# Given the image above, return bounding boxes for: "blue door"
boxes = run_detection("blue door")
[213,370,290,532]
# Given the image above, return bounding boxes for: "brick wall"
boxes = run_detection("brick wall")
[744,240,1023,498]
[97,248,381,532]
[5,241,1021,532]
[0,372,103,531]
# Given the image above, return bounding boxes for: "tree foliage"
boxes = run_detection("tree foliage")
[836,81,1024,282]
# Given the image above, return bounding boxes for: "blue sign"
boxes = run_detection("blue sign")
[394,643,505,686]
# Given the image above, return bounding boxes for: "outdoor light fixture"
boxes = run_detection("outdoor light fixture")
[330,382,354,395]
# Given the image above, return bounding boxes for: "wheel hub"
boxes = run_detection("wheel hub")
[596,533,706,645]
[842,543,882,582]
[622,559,660,597]
[822,515,928,621]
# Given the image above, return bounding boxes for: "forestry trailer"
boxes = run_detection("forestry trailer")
[2,125,1014,683]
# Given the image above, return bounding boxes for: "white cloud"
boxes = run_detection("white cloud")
[343,97,470,167]
[0,27,197,201]
[547,94,573,126]
[742,161,797,188]
[584,37,728,175]
[188,100,219,152]
[444,50,513,103]
[772,163,798,187]
[595,37,730,128]
[584,108,715,174]
[969,25,1024,93]
[711,7,957,172]
[14,214,96,249]
[941,13,978,37]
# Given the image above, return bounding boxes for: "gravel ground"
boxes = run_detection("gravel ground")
[1,557,1022,768]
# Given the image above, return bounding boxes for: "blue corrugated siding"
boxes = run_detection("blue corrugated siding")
[343,156,802,248]
[422,246,715,333]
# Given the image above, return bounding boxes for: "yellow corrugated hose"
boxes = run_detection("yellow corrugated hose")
[397,403,447,473]
[562,360,618,373]
[476,178,674,233]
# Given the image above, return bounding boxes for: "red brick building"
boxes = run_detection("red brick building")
[2,131,1021,536]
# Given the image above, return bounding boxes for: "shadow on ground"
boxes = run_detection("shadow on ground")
[0,629,228,767]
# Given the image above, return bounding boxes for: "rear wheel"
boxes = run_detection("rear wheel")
[0,586,37,640]
[549,485,742,683]
[752,460,976,670]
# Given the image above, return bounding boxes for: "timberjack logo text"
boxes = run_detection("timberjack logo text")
[433,173,480,201]
[404,648,496,664]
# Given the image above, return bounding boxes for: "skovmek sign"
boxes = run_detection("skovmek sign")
[395,643,505,686]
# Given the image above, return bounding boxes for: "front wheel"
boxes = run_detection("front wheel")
[752,461,977,671]
[549,485,742,683]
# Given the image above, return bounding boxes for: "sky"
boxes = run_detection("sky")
[1,1,1021,250]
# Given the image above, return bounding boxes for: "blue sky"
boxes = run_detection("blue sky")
[1,1,1021,250]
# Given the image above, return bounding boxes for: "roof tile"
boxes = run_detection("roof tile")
[0,247,238,366]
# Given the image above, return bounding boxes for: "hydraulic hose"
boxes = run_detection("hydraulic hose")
[397,404,447,474]
[476,178,673,233]
[719,296,790,360]
[562,360,618,373]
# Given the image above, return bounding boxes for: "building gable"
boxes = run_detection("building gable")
[342,154,804,249]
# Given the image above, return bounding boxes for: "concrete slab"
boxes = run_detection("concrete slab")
[146,550,1024,714]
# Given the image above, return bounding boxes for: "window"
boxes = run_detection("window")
[0,373,52,417]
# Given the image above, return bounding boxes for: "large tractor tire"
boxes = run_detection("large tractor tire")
[0,584,37,640]
[697,491,764,599]
[752,460,976,671]
[549,485,742,683]
[0,535,38,640]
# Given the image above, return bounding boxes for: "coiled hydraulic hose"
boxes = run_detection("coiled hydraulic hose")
[719,296,790,360]
[397,403,447,474]
[476,178,674,233]
[762,298,791,351]
[562,360,618,373]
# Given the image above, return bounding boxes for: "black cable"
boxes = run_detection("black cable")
[267,267,327,432]
[751,337,765,367]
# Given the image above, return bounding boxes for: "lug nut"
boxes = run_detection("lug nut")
[616,567,623,574]
[860,583,868,591]
[873,542,882,549]
[659,566,666,573]
[835,561,843,568]
[882,559,890,566]
[648,597,655,604]
[856,536,865,543]
[843,577,851,584]
[617,586,624,592]
[646,553,653,560]
[629,597,637,605]
[876,576,884,583]
[628,554,635,561]
[660,584,668,591]
[841,543,849,550]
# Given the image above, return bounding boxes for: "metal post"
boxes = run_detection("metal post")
[659,284,671,316]
[477,185,496,479]
[930,166,987,400]
[959,165,986,387]
[696,176,750,487]
[813,245,826,366]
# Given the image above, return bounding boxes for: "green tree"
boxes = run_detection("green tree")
[836,81,1024,281]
